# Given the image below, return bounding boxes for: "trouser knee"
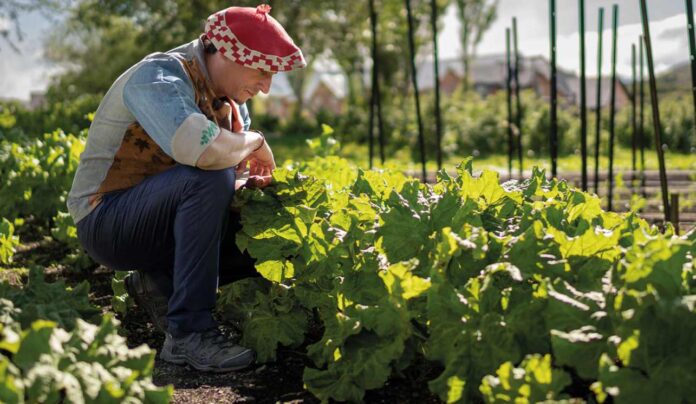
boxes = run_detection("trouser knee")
[183,166,236,205]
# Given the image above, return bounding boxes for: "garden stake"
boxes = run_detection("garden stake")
[671,193,680,234]
[405,0,427,182]
[631,43,637,190]
[368,0,376,169]
[513,17,523,178]
[431,0,443,171]
[506,28,514,180]
[549,0,558,177]
[368,0,386,166]
[594,7,604,195]
[640,0,671,223]
[607,4,618,212]
[579,0,588,191]
[640,35,646,195]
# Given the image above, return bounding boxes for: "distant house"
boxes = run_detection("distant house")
[416,55,630,110]
[262,73,296,118]
[28,91,47,110]
[262,69,347,118]
[260,54,631,120]
[0,92,47,110]
[304,71,346,115]
[567,77,631,110]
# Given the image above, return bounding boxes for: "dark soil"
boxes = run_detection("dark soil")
[11,231,441,403]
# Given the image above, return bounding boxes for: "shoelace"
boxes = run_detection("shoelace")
[201,328,238,350]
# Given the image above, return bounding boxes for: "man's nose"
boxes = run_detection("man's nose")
[259,75,272,94]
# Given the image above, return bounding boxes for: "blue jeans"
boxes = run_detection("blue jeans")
[76,165,257,337]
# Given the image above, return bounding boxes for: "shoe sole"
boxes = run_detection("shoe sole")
[161,350,255,373]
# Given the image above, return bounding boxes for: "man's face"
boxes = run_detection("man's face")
[214,55,275,104]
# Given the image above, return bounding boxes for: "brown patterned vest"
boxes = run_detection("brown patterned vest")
[88,56,243,207]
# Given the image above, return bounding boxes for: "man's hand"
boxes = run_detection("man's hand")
[235,139,275,177]
[245,175,273,189]
[234,175,272,190]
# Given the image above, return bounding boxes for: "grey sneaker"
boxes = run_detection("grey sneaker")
[124,271,169,333]
[160,328,255,372]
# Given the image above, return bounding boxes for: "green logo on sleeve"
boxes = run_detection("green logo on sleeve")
[200,122,218,146]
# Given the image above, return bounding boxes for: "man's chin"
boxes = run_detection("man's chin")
[234,91,255,104]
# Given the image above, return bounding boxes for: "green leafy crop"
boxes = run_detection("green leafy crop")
[221,151,695,403]
[0,316,172,404]
[0,268,171,403]
[0,218,20,266]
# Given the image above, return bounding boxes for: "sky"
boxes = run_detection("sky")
[0,0,690,101]
[437,0,689,78]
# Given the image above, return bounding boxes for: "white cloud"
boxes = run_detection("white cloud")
[439,1,695,80]
[0,49,59,102]
[0,11,57,102]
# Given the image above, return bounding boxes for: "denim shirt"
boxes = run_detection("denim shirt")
[123,42,251,155]
[67,39,250,224]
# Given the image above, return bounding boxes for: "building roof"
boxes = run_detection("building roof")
[264,54,628,109]
[566,77,629,109]
[266,69,347,102]
[416,54,577,98]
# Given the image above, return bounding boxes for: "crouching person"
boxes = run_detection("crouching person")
[66,5,305,372]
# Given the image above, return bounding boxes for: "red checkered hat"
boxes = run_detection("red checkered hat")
[205,4,306,73]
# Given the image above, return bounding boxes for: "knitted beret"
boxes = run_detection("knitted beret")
[205,5,306,72]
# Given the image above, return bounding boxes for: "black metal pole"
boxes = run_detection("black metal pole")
[506,28,514,180]
[376,71,386,164]
[685,0,696,146]
[368,0,377,169]
[639,35,646,194]
[579,0,588,191]
[639,0,671,223]
[431,0,443,171]
[631,43,637,189]
[607,4,618,212]
[405,0,427,182]
[594,7,604,195]
[369,0,385,165]
[671,193,680,234]
[549,0,558,178]
[513,17,523,178]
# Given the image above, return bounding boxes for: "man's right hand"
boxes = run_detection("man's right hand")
[236,138,275,176]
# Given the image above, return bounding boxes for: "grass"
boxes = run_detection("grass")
[269,135,696,174]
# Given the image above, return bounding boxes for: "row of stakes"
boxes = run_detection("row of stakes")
[366,0,694,231]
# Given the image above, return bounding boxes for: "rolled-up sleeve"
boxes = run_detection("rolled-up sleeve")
[122,56,221,166]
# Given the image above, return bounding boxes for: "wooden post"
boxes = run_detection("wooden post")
[594,7,604,195]
[549,0,558,178]
[431,0,443,171]
[639,0,671,223]
[405,0,427,182]
[506,28,514,180]
[607,5,618,212]
[513,17,523,178]
[579,0,588,191]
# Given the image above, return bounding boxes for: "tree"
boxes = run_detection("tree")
[455,0,498,91]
